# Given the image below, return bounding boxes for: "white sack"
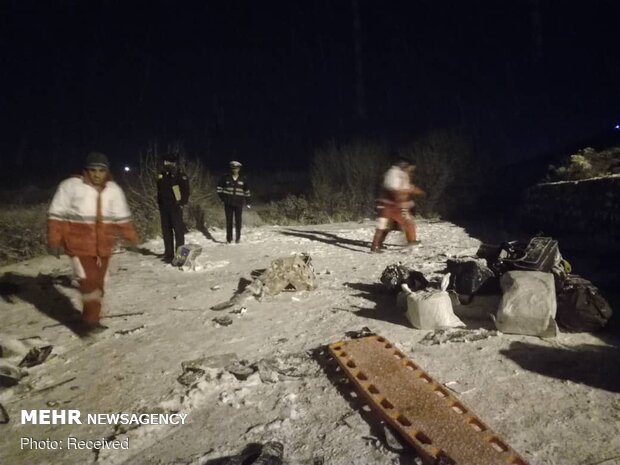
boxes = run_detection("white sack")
[493,271,557,336]
[404,274,465,329]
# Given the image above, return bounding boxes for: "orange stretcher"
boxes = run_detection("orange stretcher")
[328,335,530,465]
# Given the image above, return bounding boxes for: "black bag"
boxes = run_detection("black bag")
[501,237,559,273]
[446,258,499,295]
[556,274,613,332]
[380,264,429,293]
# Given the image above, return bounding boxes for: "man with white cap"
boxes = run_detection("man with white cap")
[216,160,251,243]
[47,152,139,333]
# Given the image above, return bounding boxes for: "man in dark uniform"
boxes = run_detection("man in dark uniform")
[217,160,251,243]
[157,154,190,263]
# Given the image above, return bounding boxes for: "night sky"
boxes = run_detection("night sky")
[2,1,620,183]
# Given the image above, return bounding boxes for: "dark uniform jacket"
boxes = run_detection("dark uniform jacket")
[157,168,190,207]
[217,174,250,207]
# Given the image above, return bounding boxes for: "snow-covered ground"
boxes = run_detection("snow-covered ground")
[1,219,618,465]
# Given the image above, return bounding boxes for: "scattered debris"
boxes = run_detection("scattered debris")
[418,328,498,346]
[213,316,233,327]
[0,403,9,424]
[212,441,282,465]
[253,441,284,465]
[172,244,203,270]
[177,369,205,387]
[257,360,280,383]
[230,307,247,315]
[18,345,53,368]
[226,360,256,381]
[210,284,221,290]
[0,335,31,358]
[104,312,145,319]
[0,362,24,387]
[182,353,239,372]
[211,253,317,310]
[382,422,408,453]
[345,327,375,339]
[211,280,262,311]
[114,326,145,336]
[444,380,476,395]
[33,376,77,394]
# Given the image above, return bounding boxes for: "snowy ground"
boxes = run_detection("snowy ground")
[0,219,619,465]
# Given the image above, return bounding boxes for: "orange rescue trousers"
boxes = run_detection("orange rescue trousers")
[371,205,417,251]
[76,256,110,324]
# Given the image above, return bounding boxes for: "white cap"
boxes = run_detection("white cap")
[230,160,242,167]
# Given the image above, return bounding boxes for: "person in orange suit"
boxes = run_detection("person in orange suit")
[371,157,425,253]
[47,152,139,333]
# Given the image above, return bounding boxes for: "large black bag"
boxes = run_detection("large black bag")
[380,264,429,293]
[446,258,499,295]
[501,237,560,273]
[556,274,613,332]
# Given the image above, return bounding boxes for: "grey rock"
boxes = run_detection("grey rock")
[226,361,256,381]
[257,360,280,383]
[177,369,205,386]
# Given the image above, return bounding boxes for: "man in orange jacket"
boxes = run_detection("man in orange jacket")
[47,152,139,333]
[371,158,425,253]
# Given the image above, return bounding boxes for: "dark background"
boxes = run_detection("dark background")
[2,0,620,186]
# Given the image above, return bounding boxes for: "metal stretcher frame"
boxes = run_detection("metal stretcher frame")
[328,335,530,465]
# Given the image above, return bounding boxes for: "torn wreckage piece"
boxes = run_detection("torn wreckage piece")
[328,335,530,465]
[211,254,317,310]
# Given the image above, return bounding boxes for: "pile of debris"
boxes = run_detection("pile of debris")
[211,253,317,311]
[0,335,55,424]
[381,236,613,336]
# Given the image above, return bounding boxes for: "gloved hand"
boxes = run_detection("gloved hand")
[47,245,63,259]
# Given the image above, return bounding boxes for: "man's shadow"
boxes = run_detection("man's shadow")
[344,282,410,326]
[500,339,620,393]
[0,272,87,337]
[280,229,372,252]
[191,206,225,243]
[131,247,160,257]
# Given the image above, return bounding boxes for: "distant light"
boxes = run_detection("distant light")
[124,166,131,172]
[615,124,620,130]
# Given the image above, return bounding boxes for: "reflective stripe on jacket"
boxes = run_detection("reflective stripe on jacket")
[216,174,250,207]
[47,176,138,257]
